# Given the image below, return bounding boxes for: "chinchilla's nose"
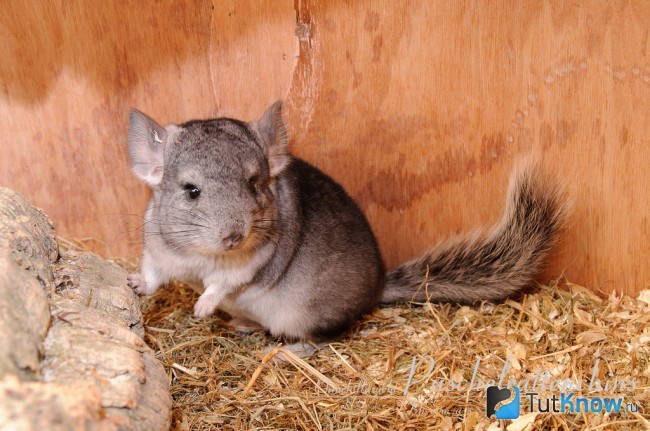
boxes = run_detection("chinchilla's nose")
[222,229,244,250]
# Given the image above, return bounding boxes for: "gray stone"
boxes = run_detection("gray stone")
[0,187,171,431]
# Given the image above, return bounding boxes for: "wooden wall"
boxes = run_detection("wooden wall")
[1,1,648,296]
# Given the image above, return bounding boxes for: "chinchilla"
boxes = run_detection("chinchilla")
[127,101,568,341]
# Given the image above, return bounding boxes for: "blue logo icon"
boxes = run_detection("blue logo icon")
[486,386,520,419]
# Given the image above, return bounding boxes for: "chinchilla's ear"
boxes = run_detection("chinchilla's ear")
[128,109,167,186]
[255,100,289,177]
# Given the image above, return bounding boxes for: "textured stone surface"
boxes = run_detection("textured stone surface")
[0,187,171,431]
[0,376,114,431]
[0,188,55,380]
[52,251,144,337]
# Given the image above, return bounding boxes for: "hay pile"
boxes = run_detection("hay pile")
[131,273,649,431]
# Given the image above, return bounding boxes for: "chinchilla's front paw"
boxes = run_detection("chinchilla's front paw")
[194,293,219,318]
[127,273,153,295]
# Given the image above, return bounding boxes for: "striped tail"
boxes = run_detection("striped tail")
[381,163,569,304]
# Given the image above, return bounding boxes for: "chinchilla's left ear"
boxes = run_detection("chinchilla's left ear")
[254,101,290,177]
[128,109,167,187]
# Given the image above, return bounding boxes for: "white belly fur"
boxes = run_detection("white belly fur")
[219,283,310,339]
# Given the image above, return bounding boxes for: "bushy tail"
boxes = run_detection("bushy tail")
[381,163,569,304]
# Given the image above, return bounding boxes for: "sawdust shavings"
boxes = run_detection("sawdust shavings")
[140,279,649,431]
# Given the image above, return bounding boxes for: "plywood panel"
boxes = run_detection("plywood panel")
[286,0,650,296]
[0,0,296,259]
[0,1,648,295]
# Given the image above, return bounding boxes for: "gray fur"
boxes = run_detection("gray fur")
[382,162,569,304]
[127,101,568,341]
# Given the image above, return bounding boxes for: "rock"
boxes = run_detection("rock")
[0,188,171,431]
[0,376,115,431]
[0,188,55,380]
[52,251,144,337]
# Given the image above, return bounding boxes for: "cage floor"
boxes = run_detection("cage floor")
[136,275,649,431]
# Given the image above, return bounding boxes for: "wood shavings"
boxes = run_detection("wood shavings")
[139,279,649,430]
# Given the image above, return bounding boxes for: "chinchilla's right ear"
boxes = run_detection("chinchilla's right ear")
[128,109,167,186]
[255,101,290,177]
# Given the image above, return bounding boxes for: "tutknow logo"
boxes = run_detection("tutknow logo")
[486,386,640,418]
[525,393,638,414]
[486,386,520,419]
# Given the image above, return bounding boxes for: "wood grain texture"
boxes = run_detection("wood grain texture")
[0,1,648,295]
[0,0,295,259]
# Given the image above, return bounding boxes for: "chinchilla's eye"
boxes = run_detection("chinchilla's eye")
[183,183,201,200]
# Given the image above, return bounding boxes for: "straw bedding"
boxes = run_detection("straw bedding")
[122,263,648,430]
